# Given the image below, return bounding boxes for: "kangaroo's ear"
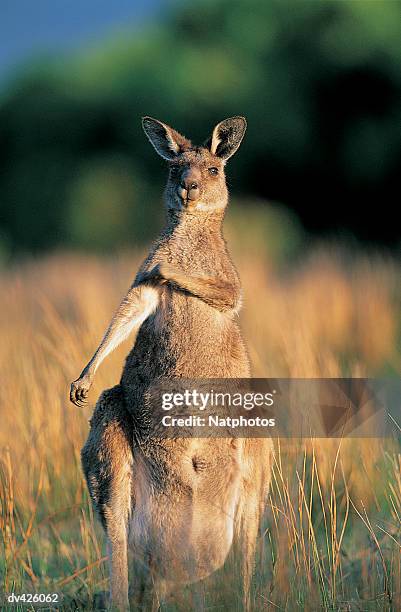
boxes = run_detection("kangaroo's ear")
[142,117,191,161]
[207,116,247,160]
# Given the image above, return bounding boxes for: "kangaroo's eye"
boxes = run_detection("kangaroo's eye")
[208,167,219,176]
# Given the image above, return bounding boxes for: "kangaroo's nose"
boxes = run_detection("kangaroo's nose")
[180,179,198,191]
[178,168,202,203]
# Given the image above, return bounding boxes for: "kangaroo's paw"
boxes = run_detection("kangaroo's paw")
[70,372,92,407]
[137,263,175,285]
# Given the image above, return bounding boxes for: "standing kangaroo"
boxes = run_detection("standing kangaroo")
[71,116,272,610]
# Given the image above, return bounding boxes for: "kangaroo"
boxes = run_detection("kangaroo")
[71,116,273,610]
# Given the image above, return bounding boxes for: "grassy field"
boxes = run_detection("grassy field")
[0,240,400,610]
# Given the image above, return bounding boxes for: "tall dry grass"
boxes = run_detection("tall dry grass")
[0,246,400,610]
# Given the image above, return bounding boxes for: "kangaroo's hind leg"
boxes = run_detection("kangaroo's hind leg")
[81,385,133,611]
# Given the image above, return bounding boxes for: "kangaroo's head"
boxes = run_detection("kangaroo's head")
[142,116,246,214]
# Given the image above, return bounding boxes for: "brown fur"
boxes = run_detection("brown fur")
[75,117,273,610]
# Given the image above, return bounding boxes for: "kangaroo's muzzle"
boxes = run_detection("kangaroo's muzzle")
[177,168,202,203]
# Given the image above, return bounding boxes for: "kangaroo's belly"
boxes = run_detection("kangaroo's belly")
[128,494,235,583]
[128,439,241,583]
[121,288,250,386]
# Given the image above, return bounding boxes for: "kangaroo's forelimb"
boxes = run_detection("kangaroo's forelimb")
[140,263,241,312]
[70,284,159,406]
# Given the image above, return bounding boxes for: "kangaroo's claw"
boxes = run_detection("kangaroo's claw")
[70,374,92,407]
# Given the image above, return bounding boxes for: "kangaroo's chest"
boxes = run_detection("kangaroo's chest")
[149,232,236,280]
[150,287,233,358]
[121,287,249,386]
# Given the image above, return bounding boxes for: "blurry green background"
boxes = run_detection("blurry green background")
[1,0,401,260]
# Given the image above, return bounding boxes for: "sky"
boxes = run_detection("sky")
[0,0,163,84]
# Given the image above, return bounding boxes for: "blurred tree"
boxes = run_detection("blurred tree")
[0,0,400,256]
